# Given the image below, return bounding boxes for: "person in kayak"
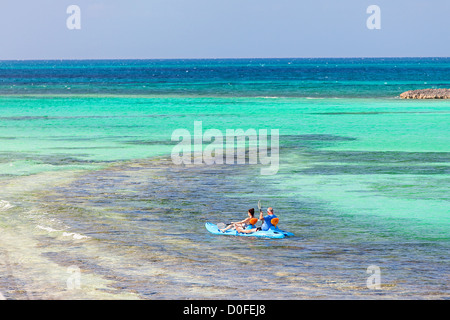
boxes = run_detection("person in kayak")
[235,219,260,233]
[220,208,256,232]
[260,207,277,231]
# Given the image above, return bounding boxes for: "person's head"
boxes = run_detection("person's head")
[248,208,255,217]
[267,207,274,215]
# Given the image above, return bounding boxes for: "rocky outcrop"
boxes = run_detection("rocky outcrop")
[400,89,450,99]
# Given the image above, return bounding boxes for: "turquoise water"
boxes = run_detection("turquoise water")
[0,59,449,299]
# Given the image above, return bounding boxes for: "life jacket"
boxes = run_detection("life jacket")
[245,217,258,230]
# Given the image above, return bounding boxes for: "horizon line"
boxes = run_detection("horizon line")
[0,56,449,62]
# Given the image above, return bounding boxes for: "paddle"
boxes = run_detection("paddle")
[216,222,231,230]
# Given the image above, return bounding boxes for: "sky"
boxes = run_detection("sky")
[0,0,449,60]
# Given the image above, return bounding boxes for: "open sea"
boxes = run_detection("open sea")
[0,58,449,299]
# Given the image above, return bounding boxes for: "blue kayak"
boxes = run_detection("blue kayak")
[205,222,293,239]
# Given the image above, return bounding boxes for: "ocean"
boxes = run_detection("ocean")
[0,58,449,299]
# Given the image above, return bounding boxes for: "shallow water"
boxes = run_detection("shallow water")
[1,156,448,299]
[0,59,449,299]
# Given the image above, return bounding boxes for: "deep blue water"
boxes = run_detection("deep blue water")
[1,58,449,97]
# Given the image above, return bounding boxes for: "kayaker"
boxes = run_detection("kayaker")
[235,217,261,234]
[220,208,255,232]
[259,207,277,231]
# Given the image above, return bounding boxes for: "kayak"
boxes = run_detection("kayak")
[205,222,293,239]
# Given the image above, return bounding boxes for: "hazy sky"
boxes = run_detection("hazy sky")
[0,0,449,59]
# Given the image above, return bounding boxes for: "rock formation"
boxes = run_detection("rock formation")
[400,89,450,99]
